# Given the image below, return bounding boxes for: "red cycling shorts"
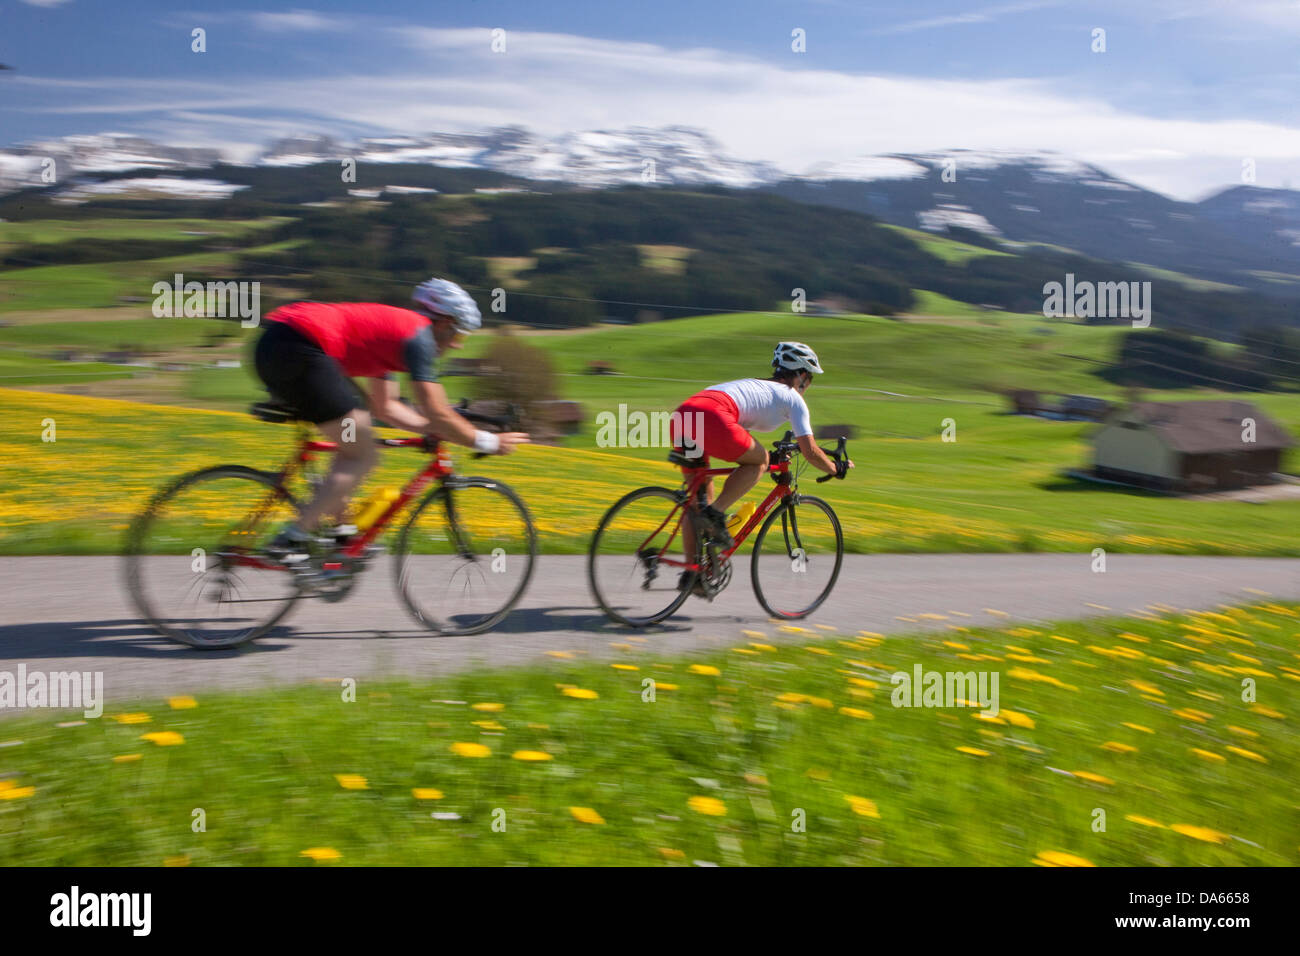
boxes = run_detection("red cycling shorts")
[670,389,753,466]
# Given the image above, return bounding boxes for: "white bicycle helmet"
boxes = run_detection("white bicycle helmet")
[772,341,824,375]
[412,278,482,333]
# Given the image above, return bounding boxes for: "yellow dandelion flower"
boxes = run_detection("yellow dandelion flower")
[1249,705,1284,719]
[658,847,685,859]
[1001,710,1035,729]
[1034,850,1095,867]
[611,663,641,670]
[163,855,191,867]
[1125,814,1166,829]
[844,795,880,818]
[1227,725,1258,738]
[688,664,720,676]
[334,773,368,790]
[687,795,727,817]
[749,642,777,652]
[1172,708,1211,723]
[140,731,184,746]
[300,847,341,861]
[450,742,491,758]
[412,788,444,800]
[512,750,553,762]
[0,784,35,800]
[546,651,574,659]
[1170,824,1229,844]
[839,707,873,720]
[112,754,142,763]
[1123,722,1154,734]
[471,702,504,712]
[113,713,151,724]
[956,746,990,757]
[804,646,832,656]
[654,683,678,691]
[1102,741,1138,754]
[731,648,759,656]
[1072,771,1114,785]
[561,687,599,699]
[1127,680,1163,696]
[1226,746,1266,763]
[1190,748,1226,763]
[570,806,605,825]
[167,696,197,710]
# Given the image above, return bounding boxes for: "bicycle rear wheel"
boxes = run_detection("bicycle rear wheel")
[123,466,301,648]
[394,476,537,635]
[588,486,696,627]
[750,494,843,620]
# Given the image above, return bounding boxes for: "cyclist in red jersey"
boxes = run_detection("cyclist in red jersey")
[253,278,529,562]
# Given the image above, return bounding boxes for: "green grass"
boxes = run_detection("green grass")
[0,241,303,314]
[0,217,292,254]
[0,602,1295,865]
[3,302,1300,556]
[883,224,1012,264]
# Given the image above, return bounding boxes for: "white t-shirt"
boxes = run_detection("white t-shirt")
[709,378,813,437]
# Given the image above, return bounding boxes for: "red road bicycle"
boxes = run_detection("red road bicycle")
[588,432,848,627]
[124,398,537,649]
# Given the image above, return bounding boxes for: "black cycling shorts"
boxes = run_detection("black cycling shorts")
[253,321,364,424]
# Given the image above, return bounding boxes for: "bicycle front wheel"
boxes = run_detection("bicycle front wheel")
[394,476,537,635]
[588,486,695,627]
[750,494,843,620]
[123,466,302,649]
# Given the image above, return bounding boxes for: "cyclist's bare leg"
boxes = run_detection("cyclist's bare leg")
[711,439,767,514]
[681,475,714,561]
[296,409,378,530]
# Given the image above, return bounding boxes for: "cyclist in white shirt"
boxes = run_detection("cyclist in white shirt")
[670,342,854,562]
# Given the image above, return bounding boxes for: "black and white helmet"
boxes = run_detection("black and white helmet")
[772,341,824,375]
[412,278,482,333]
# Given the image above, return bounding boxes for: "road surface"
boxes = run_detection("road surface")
[0,554,1296,705]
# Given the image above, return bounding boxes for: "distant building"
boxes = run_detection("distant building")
[1090,400,1294,492]
[1007,389,1111,422]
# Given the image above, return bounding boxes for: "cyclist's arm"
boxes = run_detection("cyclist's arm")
[367,376,430,431]
[789,396,853,475]
[796,434,853,476]
[409,379,531,454]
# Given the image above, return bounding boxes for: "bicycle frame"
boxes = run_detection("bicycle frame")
[648,456,795,574]
[228,427,457,571]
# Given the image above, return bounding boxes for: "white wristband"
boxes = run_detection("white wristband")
[473,430,501,454]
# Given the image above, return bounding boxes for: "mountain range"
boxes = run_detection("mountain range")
[3,128,1299,296]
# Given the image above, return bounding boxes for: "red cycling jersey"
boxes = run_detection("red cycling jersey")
[265,302,430,379]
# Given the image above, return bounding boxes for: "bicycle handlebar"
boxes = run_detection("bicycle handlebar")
[815,436,849,483]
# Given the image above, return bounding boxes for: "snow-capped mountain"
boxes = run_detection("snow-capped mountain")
[766,149,1300,290]
[3,128,1300,293]
[257,125,781,187]
[0,132,221,193]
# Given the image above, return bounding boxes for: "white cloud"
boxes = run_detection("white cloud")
[869,1,1065,36]
[249,9,348,33]
[19,0,73,6]
[10,28,1300,199]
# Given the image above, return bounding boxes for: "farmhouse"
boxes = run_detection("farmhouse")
[1090,400,1294,492]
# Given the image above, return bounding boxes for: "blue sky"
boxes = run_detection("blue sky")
[3,0,1300,198]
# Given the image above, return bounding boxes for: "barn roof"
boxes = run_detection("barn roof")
[1102,400,1295,453]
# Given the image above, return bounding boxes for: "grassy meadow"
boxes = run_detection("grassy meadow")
[0,600,1295,865]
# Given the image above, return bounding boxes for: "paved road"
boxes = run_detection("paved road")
[0,555,1296,705]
